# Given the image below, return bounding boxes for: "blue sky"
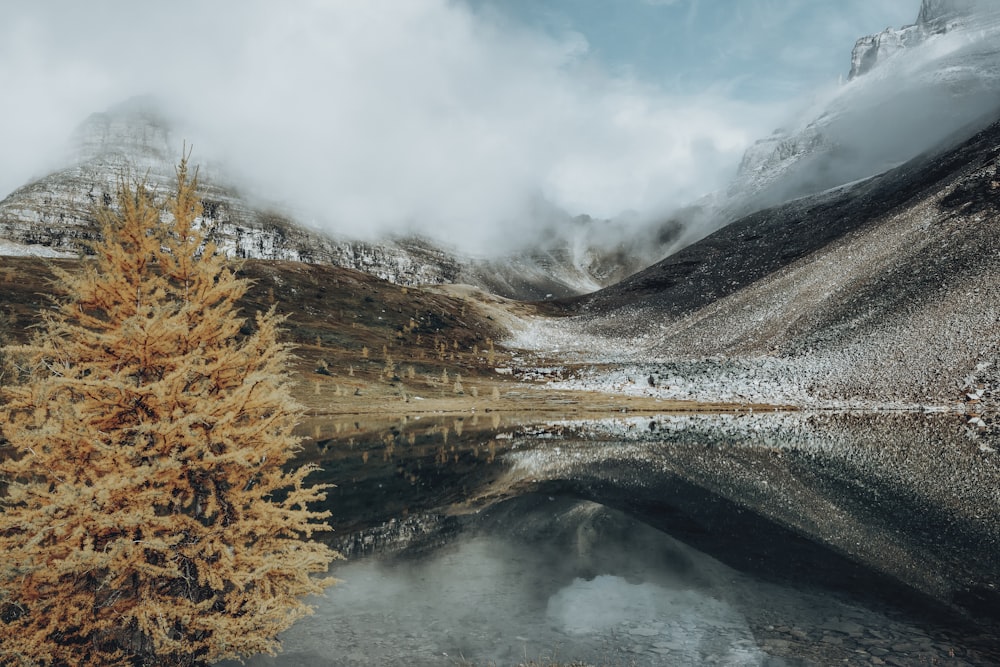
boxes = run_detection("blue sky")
[469,0,915,98]
[0,0,920,251]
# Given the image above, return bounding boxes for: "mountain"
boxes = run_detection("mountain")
[917,0,995,29]
[0,99,465,284]
[0,99,650,300]
[730,0,1000,215]
[582,0,1000,276]
[547,105,1000,420]
[562,0,1000,419]
[5,2,1000,304]
[849,0,995,79]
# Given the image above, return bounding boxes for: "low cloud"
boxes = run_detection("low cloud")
[0,0,780,254]
[2,1,990,258]
[741,11,1000,211]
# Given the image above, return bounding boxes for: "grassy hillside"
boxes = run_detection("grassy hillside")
[0,256,746,422]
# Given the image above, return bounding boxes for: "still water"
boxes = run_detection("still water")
[223,411,1000,666]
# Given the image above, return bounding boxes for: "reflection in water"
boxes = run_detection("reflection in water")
[512,411,1000,612]
[223,496,971,666]
[546,575,762,661]
[294,413,528,538]
[229,499,829,666]
[231,411,1000,665]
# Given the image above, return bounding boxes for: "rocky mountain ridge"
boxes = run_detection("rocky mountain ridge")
[732,0,1000,214]
[0,101,647,300]
[531,105,1000,429]
[849,0,994,80]
[0,104,464,286]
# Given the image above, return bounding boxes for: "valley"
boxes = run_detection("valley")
[2,1,1000,664]
[2,214,998,664]
[0,256,770,421]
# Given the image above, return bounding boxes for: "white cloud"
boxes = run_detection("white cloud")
[0,0,782,254]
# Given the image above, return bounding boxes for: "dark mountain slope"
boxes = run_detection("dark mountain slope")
[572,108,1000,317]
[525,109,1000,414]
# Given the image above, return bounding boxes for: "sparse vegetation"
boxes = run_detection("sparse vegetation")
[0,157,337,665]
[0,309,11,385]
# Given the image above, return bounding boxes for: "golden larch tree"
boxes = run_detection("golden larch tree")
[0,156,338,666]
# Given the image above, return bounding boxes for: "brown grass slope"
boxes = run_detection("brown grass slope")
[0,257,743,420]
[0,256,506,405]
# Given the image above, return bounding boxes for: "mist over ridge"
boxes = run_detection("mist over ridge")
[2,4,1000,665]
[0,0,774,258]
[2,0,999,271]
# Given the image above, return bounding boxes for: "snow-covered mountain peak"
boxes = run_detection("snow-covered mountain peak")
[69,96,176,170]
[917,0,993,29]
[850,0,998,80]
[731,0,1000,217]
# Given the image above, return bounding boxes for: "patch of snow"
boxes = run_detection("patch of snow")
[0,241,75,258]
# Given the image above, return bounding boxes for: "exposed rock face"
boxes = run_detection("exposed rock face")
[733,126,829,200]
[848,25,922,81]
[849,0,993,80]
[70,100,175,168]
[0,99,631,299]
[733,0,1000,215]
[541,109,1000,415]
[917,0,993,27]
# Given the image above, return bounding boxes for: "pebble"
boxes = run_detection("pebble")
[628,627,660,637]
[764,639,792,652]
[824,620,866,636]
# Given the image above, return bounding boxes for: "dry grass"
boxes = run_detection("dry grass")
[0,256,774,423]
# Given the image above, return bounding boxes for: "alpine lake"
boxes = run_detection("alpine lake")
[220,408,1000,667]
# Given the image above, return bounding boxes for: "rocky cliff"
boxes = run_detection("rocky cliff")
[849,0,995,80]
[917,0,994,28]
[0,99,646,299]
[0,100,467,287]
[732,0,1000,214]
[848,25,922,81]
